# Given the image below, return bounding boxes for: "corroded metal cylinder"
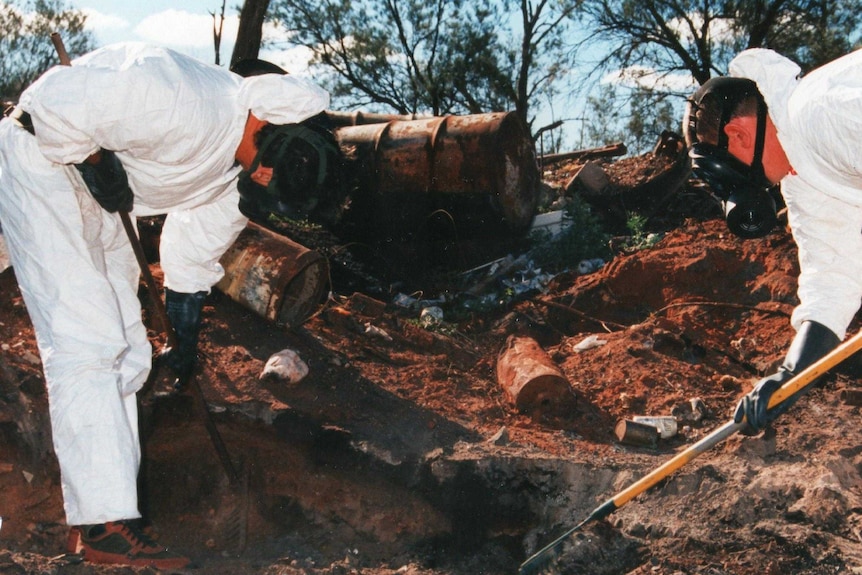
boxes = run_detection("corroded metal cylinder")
[216,222,328,328]
[496,335,575,414]
[631,415,678,439]
[335,112,539,238]
[325,110,425,127]
[615,420,660,448]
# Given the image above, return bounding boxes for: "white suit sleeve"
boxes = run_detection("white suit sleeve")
[237,74,330,124]
[782,176,862,340]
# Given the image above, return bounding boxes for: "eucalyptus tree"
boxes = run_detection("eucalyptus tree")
[570,0,861,150]
[267,0,582,134]
[0,0,94,101]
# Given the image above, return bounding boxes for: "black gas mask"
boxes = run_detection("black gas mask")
[231,58,342,225]
[684,77,778,239]
[237,120,339,223]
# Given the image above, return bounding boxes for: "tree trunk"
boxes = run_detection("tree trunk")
[230,0,271,68]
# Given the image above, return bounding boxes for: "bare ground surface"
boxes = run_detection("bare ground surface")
[2,150,862,575]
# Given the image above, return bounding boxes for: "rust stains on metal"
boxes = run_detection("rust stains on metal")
[217,222,328,328]
[496,335,576,416]
[335,112,539,238]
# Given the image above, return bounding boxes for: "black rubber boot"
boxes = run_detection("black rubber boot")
[162,288,207,383]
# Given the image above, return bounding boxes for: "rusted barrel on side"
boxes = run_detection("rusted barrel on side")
[324,110,425,127]
[216,222,328,328]
[335,112,539,238]
[496,335,575,414]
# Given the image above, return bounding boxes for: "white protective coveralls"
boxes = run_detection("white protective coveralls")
[0,42,329,526]
[729,48,862,341]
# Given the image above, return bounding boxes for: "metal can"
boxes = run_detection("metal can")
[615,420,660,448]
[631,416,679,439]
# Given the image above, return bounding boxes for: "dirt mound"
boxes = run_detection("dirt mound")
[3,181,862,574]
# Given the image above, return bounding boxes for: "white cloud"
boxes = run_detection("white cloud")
[134,10,239,48]
[667,14,737,46]
[259,45,316,75]
[256,25,315,75]
[602,65,697,93]
[82,7,129,33]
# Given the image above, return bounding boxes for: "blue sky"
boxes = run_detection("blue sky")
[76,1,312,73]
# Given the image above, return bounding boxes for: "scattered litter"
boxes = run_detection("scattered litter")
[260,348,309,384]
[618,392,633,410]
[364,323,393,341]
[487,427,510,446]
[572,334,608,352]
[392,293,447,312]
[672,397,709,423]
[615,419,659,448]
[577,258,605,274]
[632,415,678,439]
[392,293,418,309]
[499,263,555,296]
[22,470,33,484]
[690,397,707,417]
[530,209,570,237]
[419,306,444,328]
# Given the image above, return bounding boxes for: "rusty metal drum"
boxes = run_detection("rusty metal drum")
[335,112,540,238]
[217,222,328,328]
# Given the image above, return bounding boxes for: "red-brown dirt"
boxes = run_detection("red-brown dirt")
[2,151,862,575]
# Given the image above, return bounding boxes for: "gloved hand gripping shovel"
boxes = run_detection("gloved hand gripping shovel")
[52,32,248,553]
[519,327,862,575]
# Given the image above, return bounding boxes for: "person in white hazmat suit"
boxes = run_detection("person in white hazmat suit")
[684,47,862,435]
[0,42,330,568]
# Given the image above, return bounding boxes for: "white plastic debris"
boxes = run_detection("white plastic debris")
[420,306,444,327]
[572,334,608,352]
[260,348,309,384]
[364,322,393,341]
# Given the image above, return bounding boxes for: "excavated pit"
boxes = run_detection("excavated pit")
[5,212,862,575]
[136,394,652,575]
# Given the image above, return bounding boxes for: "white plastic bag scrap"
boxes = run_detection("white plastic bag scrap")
[572,334,608,352]
[260,348,309,384]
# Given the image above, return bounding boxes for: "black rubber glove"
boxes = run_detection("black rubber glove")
[734,321,839,435]
[161,288,207,381]
[74,149,134,213]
